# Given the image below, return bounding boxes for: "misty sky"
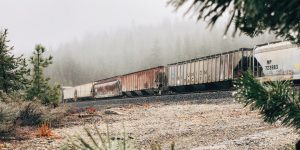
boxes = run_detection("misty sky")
[0,0,186,54]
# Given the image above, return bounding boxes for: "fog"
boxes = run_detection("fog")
[0,0,276,86]
[46,18,275,86]
[0,0,177,54]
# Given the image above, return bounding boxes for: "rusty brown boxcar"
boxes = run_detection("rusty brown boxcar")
[93,77,122,98]
[167,48,253,92]
[120,66,167,96]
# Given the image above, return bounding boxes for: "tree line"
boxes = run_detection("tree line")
[46,19,275,86]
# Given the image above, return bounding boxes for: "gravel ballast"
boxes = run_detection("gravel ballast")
[2,93,299,149]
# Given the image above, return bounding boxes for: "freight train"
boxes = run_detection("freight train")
[62,41,300,102]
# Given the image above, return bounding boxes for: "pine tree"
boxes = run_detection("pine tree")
[0,29,29,93]
[26,44,60,105]
[234,71,300,130]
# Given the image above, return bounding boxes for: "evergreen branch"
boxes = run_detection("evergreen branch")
[234,71,300,131]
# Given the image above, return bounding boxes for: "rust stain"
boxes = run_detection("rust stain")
[120,66,166,92]
[94,80,121,98]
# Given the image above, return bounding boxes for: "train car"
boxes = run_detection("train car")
[167,48,253,92]
[93,77,122,98]
[74,82,94,100]
[120,66,167,96]
[61,41,300,102]
[61,86,75,102]
[254,41,300,84]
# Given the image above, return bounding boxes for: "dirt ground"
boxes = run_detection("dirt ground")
[2,99,299,149]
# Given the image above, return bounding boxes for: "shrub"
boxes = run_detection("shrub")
[63,125,135,150]
[44,105,70,127]
[0,90,24,103]
[18,101,68,127]
[63,125,176,150]
[0,92,68,139]
[65,105,80,115]
[18,102,45,126]
[0,91,11,103]
[0,102,19,134]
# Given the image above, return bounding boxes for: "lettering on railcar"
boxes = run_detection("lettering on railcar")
[265,59,278,70]
[265,65,278,70]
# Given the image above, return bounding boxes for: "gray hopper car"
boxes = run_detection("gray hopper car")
[167,48,253,92]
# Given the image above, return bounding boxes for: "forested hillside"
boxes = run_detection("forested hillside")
[46,19,275,86]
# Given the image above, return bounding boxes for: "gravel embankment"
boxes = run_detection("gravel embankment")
[2,93,299,149]
[61,101,298,149]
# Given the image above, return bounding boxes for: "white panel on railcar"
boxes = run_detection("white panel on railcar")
[254,41,300,81]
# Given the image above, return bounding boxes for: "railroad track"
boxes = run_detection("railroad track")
[66,84,300,108]
[66,90,234,108]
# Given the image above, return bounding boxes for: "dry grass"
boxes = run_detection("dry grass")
[45,105,71,127]
[63,125,135,150]
[143,103,151,109]
[63,125,176,150]
[0,99,69,139]
[87,106,96,114]
[0,102,18,135]
[19,102,46,126]
[36,122,53,138]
